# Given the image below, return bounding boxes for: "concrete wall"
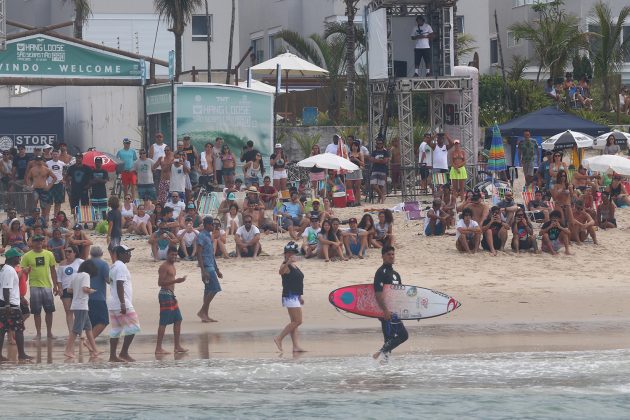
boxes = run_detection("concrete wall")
[457,0,491,74]
[0,86,144,154]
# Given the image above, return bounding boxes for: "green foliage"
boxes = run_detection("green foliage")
[455,33,477,63]
[291,132,322,159]
[571,54,593,80]
[412,122,431,148]
[316,111,332,126]
[508,55,530,81]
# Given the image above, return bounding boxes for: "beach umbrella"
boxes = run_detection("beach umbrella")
[592,130,630,149]
[237,79,278,93]
[487,124,506,172]
[250,52,328,94]
[582,155,630,176]
[81,150,121,172]
[541,130,593,151]
[297,153,359,171]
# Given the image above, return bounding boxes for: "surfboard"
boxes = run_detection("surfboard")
[329,284,461,320]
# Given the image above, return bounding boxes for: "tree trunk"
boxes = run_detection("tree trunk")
[494,10,510,108]
[74,21,83,40]
[602,78,610,113]
[226,0,236,84]
[345,1,357,121]
[175,33,182,81]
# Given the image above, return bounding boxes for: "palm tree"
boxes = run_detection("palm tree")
[455,33,477,64]
[589,1,630,112]
[63,0,92,39]
[509,0,589,82]
[154,0,203,81]
[342,1,360,120]
[226,0,236,84]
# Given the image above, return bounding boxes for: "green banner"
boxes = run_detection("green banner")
[0,34,142,79]
[175,84,274,159]
[146,84,172,115]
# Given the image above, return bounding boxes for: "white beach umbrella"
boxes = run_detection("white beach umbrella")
[237,79,278,93]
[592,130,630,149]
[541,130,594,151]
[251,52,329,77]
[297,153,359,171]
[582,154,630,176]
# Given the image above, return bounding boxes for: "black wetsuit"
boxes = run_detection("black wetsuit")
[374,263,408,354]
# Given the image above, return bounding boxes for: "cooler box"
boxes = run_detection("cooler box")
[333,191,347,208]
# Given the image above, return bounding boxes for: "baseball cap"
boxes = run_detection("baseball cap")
[4,248,23,259]
[113,244,134,254]
[43,144,53,149]
[186,203,196,209]
[123,138,131,144]
[73,223,83,230]
[310,215,319,221]
[274,143,282,148]
[227,192,236,200]
[312,198,320,204]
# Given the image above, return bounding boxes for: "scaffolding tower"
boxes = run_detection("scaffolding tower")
[0,0,6,51]
[366,0,474,201]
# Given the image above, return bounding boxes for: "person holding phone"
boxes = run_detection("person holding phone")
[274,242,305,353]
[541,210,572,255]
[410,15,434,77]
[481,206,510,256]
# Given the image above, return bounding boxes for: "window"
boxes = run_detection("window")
[512,0,551,7]
[624,26,630,63]
[269,34,278,58]
[455,16,464,34]
[490,38,498,65]
[588,24,602,56]
[192,15,212,41]
[507,31,520,48]
[251,38,264,64]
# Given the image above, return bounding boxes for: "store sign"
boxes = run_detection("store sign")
[146,84,172,115]
[0,34,142,79]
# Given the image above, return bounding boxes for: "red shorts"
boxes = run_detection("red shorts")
[121,171,137,186]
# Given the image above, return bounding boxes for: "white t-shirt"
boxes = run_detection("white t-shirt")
[456,219,479,240]
[0,265,20,306]
[213,146,223,170]
[325,143,338,154]
[70,272,91,310]
[419,141,433,166]
[46,159,65,184]
[151,142,166,161]
[165,200,186,218]
[200,151,212,170]
[302,226,321,245]
[108,260,134,311]
[433,144,448,170]
[57,258,84,290]
[236,225,260,243]
[169,164,187,192]
[132,213,151,225]
[177,229,199,247]
[411,23,433,49]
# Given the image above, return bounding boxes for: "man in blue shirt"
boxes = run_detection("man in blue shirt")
[196,216,223,323]
[116,138,138,199]
[87,246,110,338]
[279,191,304,241]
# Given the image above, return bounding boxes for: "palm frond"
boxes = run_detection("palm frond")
[275,30,324,68]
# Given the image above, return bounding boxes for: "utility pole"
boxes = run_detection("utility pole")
[205,0,211,82]
[0,0,6,51]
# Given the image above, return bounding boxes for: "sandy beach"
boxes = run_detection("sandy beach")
[5,195,630,363]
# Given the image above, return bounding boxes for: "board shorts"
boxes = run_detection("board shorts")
[49,183,65,204]
[516,238,533,250]
[159,288,183,326]
[203,268,221,295]
[282,294,301,308]
[273,170,288,180]
[35,188,52,206]
[281,216,302,230]
[72,309,93,334]
[418,165,431,180]
[481,233,502,251]
[0,305,25,334]
[424,220,444,236]
[109,309,141,338]
[158,179,170,204]
[90,197,108,209]
[542,238,562,253]
[88,300,109,326]
[108,237,121,253]
[30,287,55,315]
[309,171,326,182]
[414,47,431,67]
[137,184,157,201]
[62,288,73,299]
[70,190,90,209]
[121,171,137,186]
[199,174,214,188]
[449,166,468,180]
[370,171,387,187]
[347,236,366,256]
[346,169,362,181]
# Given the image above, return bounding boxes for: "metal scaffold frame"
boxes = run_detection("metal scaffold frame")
[0,0,6,51]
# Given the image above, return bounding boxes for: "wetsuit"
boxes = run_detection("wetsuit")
[374,263,408,355]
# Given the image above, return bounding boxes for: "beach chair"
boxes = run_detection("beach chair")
[75,205,103,227]
[197,191,220,218]
[403,201,423,221]
[273,200,288,238]
[521,191,546,224]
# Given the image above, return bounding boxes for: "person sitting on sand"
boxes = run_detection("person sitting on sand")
[358,213,377,247]
[235,215,261,258]
[177,219,199,261]
[64,260,100,360]
[455,208,481,253]
[496,190,519,225]
[155,247,188,356]
[318,219,346,262]
[342,217,368,258]
[463,190,489,225]
[440,184,456,228]
[481,206,510,256]
[511,208,539,254]
[217,192,238,221]
[528,189,550,222]
[540,210,572,256]
[129,204,152,236]
[570,200,598,245]
[149,219,179,261]
[424,199,448,236]
[225,203,241,235]
[210,219,229,259]
[597,193,617,230]
[373,210,394,247]
[274,241,305,353]
[607,174,630,208]
[258,176,278,210]
[279,191,304,241]
[301,215,321,258]
[68,224,92,261]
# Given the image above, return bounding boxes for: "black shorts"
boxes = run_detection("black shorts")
[481,233,502,251]
[70,191,89,209]
[419,165,431,180]
[414,48,431,68]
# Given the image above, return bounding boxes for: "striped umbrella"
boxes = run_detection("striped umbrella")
[487,124,506,172]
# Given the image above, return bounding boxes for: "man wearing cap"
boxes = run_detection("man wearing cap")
[463,190,489,225]
[108,244,140,362]
[0,248,32,361]
[26,157,57,221]
[235,214,262,258]
[300,215,321,258]
[342,217,368,258]
[68,223,93,260]
[196,216,224,322]
[449,139,467,201]
[240,139,260,165]
[66,153,93,213]
[90,157,109,218]
[429,131,454,195]
[21,234,58,339]
[46,149,66,217]
[88,246,110,338]
[410,15,434,77]
[116,138,138,199]
[368,137,389,204]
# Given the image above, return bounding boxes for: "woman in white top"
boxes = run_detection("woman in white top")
[226,203,241,235]
[244,152,264,187]
[121,195,136,229]
[129,204,152,235]
[57,245,84,334]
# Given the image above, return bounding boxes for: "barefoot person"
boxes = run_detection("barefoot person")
[0,248,32,362]
[372,246,408,361]
[274,241,305,353]
[155,247,188,355]
[64,260,99,359]
[196,216,224,323]
[108,245,140,362]
[455,208,481,253]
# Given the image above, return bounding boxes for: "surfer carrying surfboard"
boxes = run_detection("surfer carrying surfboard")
[372,246,408,361]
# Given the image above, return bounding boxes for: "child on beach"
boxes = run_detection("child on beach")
[274,241,305,353]
[64,260,100,359]
[155,247,188,355]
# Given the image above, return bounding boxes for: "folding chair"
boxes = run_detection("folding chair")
[75,205,103,228]
[491,185,511,205]
[403,201,423,221]
[197,191,220,218]
[273,200,288,238]
[521,191,546,225]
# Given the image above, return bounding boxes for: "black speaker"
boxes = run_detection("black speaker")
[394,60,407,78]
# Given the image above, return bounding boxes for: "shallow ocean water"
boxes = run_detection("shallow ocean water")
[1,348,629,419]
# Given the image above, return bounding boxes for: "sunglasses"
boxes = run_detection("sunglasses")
[65,249,74,253]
